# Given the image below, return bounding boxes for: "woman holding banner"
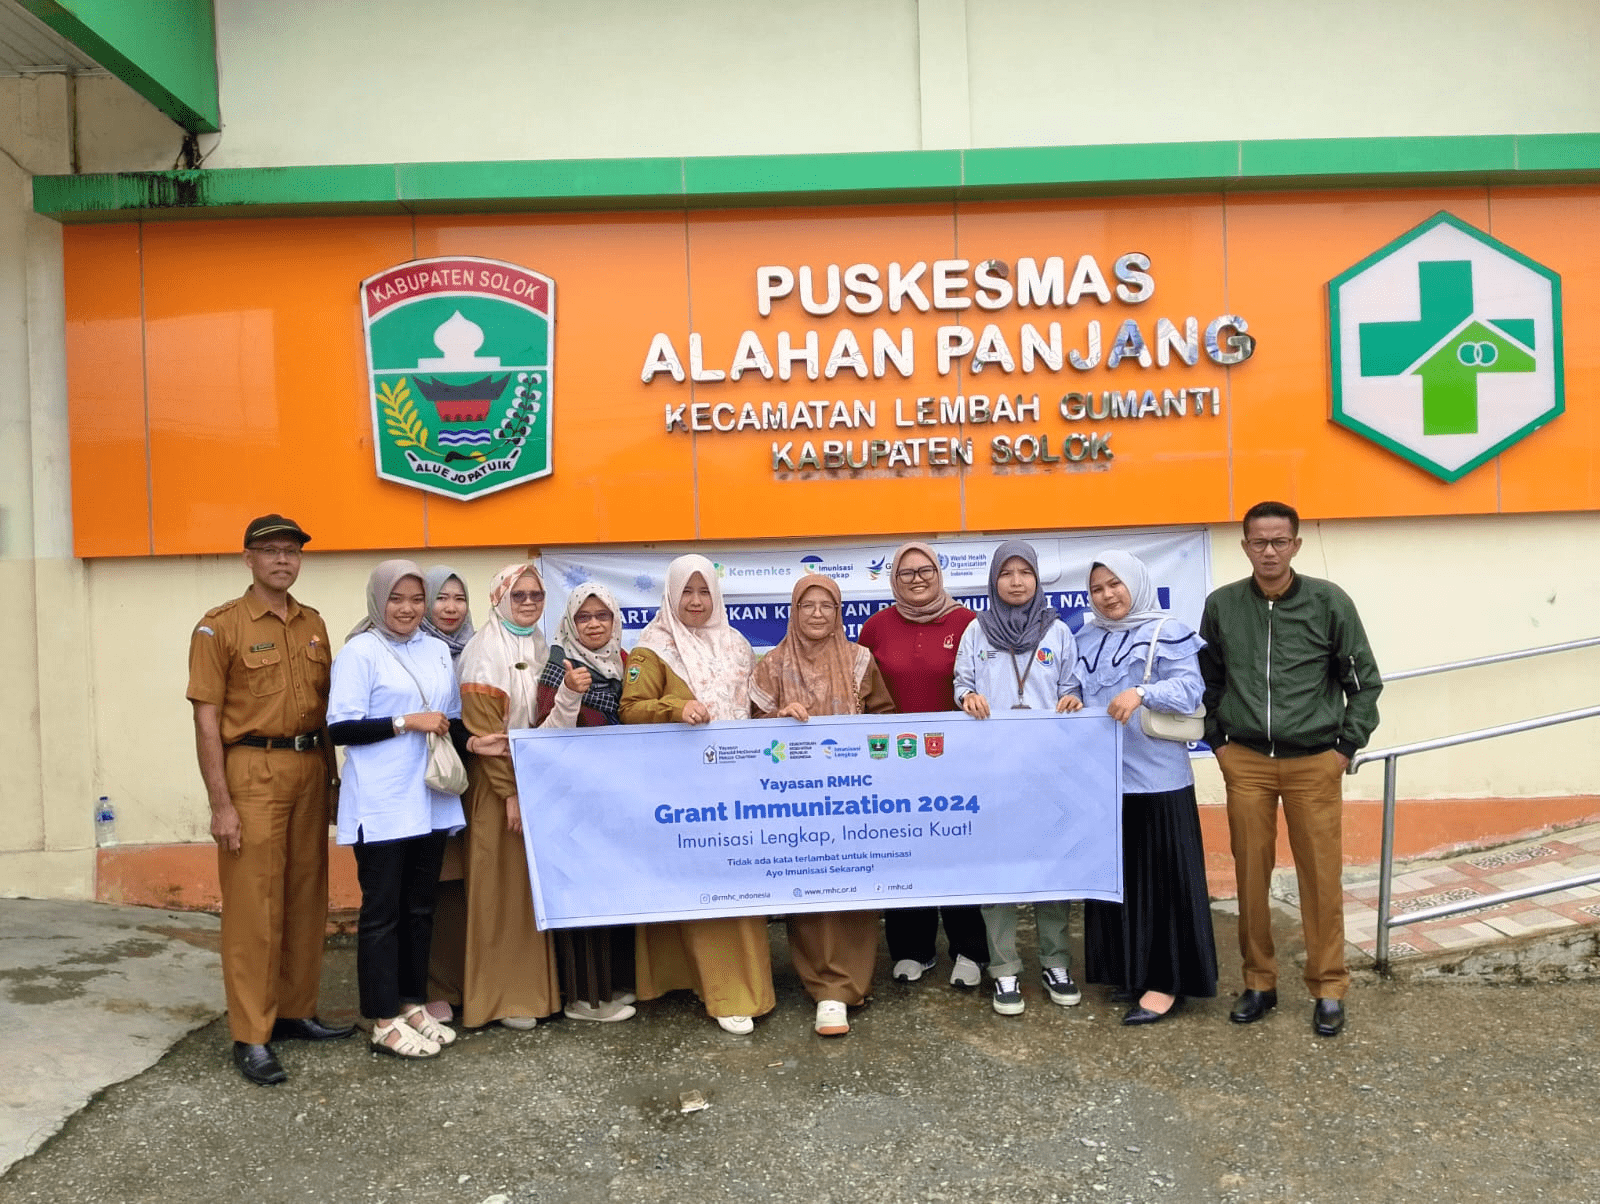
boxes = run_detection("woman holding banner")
[857,542,988,990]
[535,582,637,1023]
[457,563,563,1030]
[752,572,896,1037]
[954,540,1083,1018]
[621,555,776,1035]
[420,565,474,1026]
[1078,551,1217,1025]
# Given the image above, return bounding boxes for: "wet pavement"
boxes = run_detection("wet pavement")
[4,899,1600,1203]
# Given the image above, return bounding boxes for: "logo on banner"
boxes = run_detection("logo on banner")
[361,256,555,499]
[702,746,717,765]
[867,557,888,581]
[764,740,786,763]
[1328,212,1563,483]
[923,733,945,758]
[896,733,918,759]
[868,735,889,759]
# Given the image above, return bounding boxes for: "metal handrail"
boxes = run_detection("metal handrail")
[1351,704,1600,970]
[1382,635,1600,682]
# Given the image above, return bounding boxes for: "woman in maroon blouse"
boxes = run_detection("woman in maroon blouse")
[857,541,987,988]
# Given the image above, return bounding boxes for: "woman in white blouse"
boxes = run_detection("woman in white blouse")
[328,560,505,1058]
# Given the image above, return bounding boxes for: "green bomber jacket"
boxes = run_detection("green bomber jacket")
[1197,572,1382,760]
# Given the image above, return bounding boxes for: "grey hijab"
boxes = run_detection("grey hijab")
[348,559,425,642]
[421,565,475,661]
[977,540,1059,654]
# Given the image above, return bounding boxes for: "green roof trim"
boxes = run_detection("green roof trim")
[20,0,220,133]
[31,133,1600,222]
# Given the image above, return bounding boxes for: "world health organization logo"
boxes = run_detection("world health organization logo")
[1328,212,1563,482]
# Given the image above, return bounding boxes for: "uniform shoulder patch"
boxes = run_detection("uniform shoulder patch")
[196,625,215,636]
[627,664,641,682]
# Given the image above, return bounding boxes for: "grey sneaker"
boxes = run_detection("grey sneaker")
[892,957,937,983]
[991,975,1025,1015]
[949,955,982,989]
[1041,966,1082,1006]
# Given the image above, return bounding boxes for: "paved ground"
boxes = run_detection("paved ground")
[4,894,1600,1204]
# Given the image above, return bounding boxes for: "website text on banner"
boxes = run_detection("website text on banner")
[538,526,1209,653]
[512,710,1123,929]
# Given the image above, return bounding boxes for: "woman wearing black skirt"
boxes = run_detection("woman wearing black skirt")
[1079,551,1218,1024]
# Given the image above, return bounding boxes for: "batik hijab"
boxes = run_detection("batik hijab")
[888,540,960,623]
[750,574,871,717]
[456,562,548,729]
[347,559,426,643]
[976,539,1059,654]
[633,554,754,722]
[540,581,627,722]
[420,565,475,662]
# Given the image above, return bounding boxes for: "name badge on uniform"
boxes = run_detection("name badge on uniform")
[250,642,276,652]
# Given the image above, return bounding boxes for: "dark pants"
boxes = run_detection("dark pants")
[884,905,990,966]
[353,831,448,1020]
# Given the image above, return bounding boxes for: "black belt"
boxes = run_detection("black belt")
[231,732,323,752]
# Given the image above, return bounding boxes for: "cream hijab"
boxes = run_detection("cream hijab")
[889,541,960,623]
[456,562,548,729]
[634,554,754,722]
[347,559,425,642]
[553,581,626,684]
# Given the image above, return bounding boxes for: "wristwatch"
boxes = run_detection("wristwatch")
[392,715,406,734]
[1134,687,1147,700]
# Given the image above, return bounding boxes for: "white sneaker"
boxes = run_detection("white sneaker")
[715,1014,754,1035]
[563,999,637,1023]
[614,991,637,1006]
[892,957,936,982]
[814,999,849,1036]
[949,955,982,988]
[499,1015,539,1030]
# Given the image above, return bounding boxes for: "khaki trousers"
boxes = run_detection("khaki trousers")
[217,747,331,1042]
[1219,743,1349,999]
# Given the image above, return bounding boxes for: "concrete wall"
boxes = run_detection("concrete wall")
[204,0,1600,168]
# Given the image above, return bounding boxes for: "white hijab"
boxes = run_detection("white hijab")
[1081,549,1168,633]
[634,554,754,722]
[456,563,548,729]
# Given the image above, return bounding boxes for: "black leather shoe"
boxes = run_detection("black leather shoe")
[1122,996,1184,1026]
[1229,988,1278,1024]
[273,1016,356,1041]
[232,1041,287,1086]
[1313,997,1346,1037]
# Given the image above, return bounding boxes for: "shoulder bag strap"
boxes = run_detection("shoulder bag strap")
[1141,617,1168,685]
[374,634,432,710]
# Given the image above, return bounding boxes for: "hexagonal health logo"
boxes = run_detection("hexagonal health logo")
[1328,212,1562,482]
[362,256,554,499]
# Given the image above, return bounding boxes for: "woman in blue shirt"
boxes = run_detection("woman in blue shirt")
[328,560,503,1058]
[1077,550,1218,1025]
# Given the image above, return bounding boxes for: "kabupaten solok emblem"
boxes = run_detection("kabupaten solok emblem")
[362,256,555,499]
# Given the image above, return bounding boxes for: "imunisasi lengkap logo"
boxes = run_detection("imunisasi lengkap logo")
[1328,212,1563,483]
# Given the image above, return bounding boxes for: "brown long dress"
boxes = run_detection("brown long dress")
[460,687,561,1027]
[757,658,896,1005]
[620,647,776,1020]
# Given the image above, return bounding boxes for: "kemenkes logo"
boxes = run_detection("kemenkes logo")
[764,740,786,763]
[1328,212,1563,483]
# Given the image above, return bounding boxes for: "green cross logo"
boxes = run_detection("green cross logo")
[1329,213,1563,482]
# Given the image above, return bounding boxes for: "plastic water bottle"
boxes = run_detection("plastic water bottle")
[94,796,117,846]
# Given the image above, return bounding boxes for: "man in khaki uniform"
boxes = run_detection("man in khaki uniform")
[187,514,353,1085]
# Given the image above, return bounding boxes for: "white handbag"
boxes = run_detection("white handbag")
[1137,618,1206,744]
[377,638,470,795]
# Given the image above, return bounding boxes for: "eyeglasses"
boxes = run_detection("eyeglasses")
[895,566,938,583]
[798,601,839,616]
[1245,538,1296,552]
[247,544,302,560]
[509,590,545,605]
[574,610,613,625]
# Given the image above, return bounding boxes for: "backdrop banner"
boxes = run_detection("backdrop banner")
[537,526,1209,653]
[514,710,1122,928]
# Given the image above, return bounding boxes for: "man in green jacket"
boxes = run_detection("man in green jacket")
[1199,501,1381,1038]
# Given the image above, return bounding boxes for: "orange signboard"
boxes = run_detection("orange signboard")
[63,187,1600,557]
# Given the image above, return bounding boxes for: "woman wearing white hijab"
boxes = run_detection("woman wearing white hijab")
[1076,550,1217,1025]
[457,562,562,1030]
[620,555,776,1035]
[329,559,491,1058]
